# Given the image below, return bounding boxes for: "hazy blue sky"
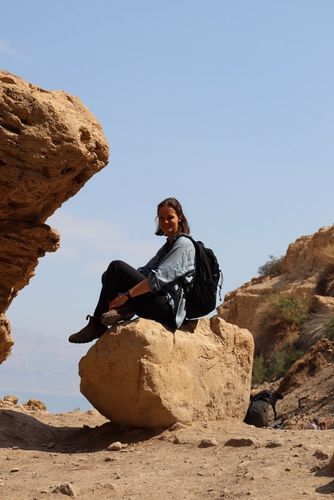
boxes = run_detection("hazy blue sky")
[1,1,334,410]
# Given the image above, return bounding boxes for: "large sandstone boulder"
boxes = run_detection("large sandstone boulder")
[79,317,254,428]
[0,71,109,362]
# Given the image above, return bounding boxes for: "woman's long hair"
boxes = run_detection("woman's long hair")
[155,197,190,236]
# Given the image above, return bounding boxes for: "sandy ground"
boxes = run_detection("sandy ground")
[0,404,333,500]
[1,346,333,499]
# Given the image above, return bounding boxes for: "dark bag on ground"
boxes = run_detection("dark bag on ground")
[244,390,283,428]
[179,235,223,319]
[244,399,270,428]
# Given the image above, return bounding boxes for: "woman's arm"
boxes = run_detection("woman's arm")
[147,237,195,293]
[108,278,151,309]
[109,237,195,309]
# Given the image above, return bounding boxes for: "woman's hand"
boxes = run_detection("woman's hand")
[108,293,128,310]
[108,279,150,310]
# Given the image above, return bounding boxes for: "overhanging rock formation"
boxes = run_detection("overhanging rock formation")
[0,71,109,363]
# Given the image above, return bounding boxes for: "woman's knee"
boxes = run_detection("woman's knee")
[102,260,127,283]
[107,260,127,272]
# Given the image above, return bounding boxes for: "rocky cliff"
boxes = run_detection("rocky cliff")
[0,71,109,363]
[218,225,334,355]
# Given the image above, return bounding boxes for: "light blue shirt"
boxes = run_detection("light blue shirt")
[138,235,195,328]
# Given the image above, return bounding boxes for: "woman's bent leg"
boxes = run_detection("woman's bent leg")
[69,260,145,344]
[130,294,176,329]
[70,260,176,343]
[94,260,146,321]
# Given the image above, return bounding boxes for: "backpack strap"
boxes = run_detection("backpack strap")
[218,268,224,301]
[152,234,194,280]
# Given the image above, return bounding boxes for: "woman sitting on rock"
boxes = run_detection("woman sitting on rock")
[69,197,195,343]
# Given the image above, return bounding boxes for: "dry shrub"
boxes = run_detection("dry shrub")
[315,263,334,297]
[252,345,305,385]
[255,293,308,355]
[315,243,334,296]
[301,310,334,349]
[258,255,284,277]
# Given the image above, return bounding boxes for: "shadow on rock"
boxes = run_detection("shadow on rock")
[0,409,162,453]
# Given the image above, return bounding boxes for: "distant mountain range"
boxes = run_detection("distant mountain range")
[0,327,86,396]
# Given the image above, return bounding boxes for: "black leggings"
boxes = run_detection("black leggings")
[93,260,175,328]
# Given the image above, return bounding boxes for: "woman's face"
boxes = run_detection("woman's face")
[158,205,181,240]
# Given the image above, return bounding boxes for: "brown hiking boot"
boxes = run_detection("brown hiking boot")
[101,308,135,327]
[68,315,107,344]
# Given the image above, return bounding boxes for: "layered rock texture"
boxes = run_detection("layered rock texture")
[218,225,334,354]
[278,337,334,395]
[0,71,109,363]
[79,317,254,428]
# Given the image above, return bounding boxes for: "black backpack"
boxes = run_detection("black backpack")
[178,235,223,319]
[244,390,284,427]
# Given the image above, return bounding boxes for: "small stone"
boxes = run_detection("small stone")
[198,438,218,448]
[313,450,329,460]
[107,441,124,451]
[10,468,19,473]
[3,395,18,404]
[169,422,188,431]
[225,438,255,447]
[265,440,282,448]
[47,441,55,449]
[52,483,77,497]
[24,399,47,411]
